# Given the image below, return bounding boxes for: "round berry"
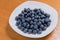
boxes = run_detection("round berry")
[23,28,28,33]
[32,30,37,34]
[30,24,34,29]
[42,27,47,31]
[33,25,38,29]
[15,8,51,34]
[28,29,32,34]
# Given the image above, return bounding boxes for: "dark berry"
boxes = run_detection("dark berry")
[23,28,28,33]
[33,8,38,12]
[15,8,51,34]
[18,25,21,29]
[33,25,38,29]
[40,15,45,19]
[23,23,27,27]
[37,28,42,34]
[15,16,21,21]
[16,21,21,26]
[44,18,51,23]
[32,30,37,34]
[30,24,34,29]
[20,27,25,31]
[42,27,47,31]
[40,25,44,28]
[44,13,50,18]
[28,29,32,34]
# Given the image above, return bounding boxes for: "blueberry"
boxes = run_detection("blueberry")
[44,18,51,23]
[27,8,31,13]
[33,25,38,29]
[34,19,38,22]
[44,13,50,18]
[40,25,44,28]
[28,13,32,17]
[28,29,32,34]
[38,13,41,16]
[32,17,34,20]
[36,29,39,32]
[33,22,36,25]
[31,11,35,14]
[36,9,40,13]
[24,12,27,15]
[43,24,48,27]
[42,27,47,31]
[40,9,44,14]
[18,24,21,27]
[26,17,31,21]
[18,13,22,16]
[23,28,28,33]
[26,24,30,28]
[30,21,34,24]
[18,25,21,29]
[21,11,24,13]
[37,30,42,34]
[32,14,34,17]
[33,8,38,12]
[35,15,39,19]
[38,9,41,12]
[40,19,45,24]
[38,19,41,21]
[22,23,27,27]
[24,8,30,13]
[16,21,21,26]
[24,8,28,12]
[37,21,41,25]
[37,28,42,34]
[29,17,31,20]
[47,22,51,26]
[24,15,27,18]
[32,30,37,34]
[15,16,20,21]
[38,16,40,19]
[40,15,45,19]
[25,13,29,17]
[30,24,34,28]
[21,19,25,23]
[20,27,25,31]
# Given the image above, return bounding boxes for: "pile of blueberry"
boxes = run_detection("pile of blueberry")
[15,8,51,34]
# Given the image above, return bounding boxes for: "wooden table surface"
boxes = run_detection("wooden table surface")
[0,0,60,40]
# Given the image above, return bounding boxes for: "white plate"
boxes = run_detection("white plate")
[9,1,58,38]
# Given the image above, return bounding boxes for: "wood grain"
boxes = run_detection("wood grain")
[0,0,60,40]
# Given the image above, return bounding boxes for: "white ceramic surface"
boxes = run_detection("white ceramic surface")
[9,1,58,38]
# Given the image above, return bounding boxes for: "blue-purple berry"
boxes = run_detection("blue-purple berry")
[15,8,51,34]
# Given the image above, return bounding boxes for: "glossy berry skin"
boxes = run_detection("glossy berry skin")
[28,29,32,34]
[15,8,51,34]
[33,25,38,29]
[37,30,42,34]
[23,28,28,33]
[16,21,21,26]
[44,13,50,18]
[15,16,21,21]
[18,25,21,29]
[40,25,44,28]
[32,30,37,34]
[30,24,34,29]
[42,27,47,31]
[40,15,45,19]
[22,23,27,27]
[44,18,51,23]
[37,28,42,34]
